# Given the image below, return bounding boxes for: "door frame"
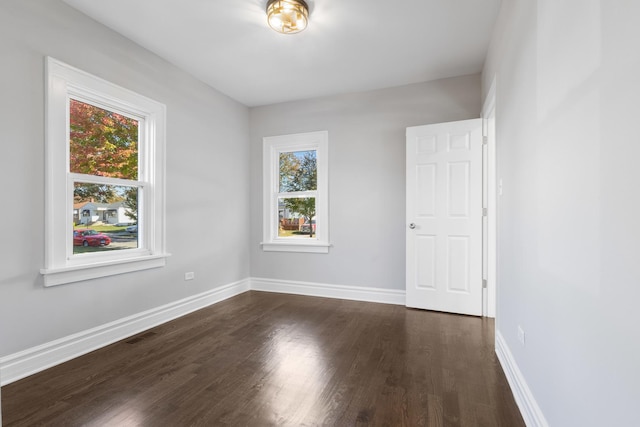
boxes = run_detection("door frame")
[482,77,497,318]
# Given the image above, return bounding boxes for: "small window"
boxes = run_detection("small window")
[41,57,168,286]
[262,131,329,253]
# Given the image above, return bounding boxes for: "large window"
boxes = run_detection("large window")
[262,131,329,253]
[70,99,140,255]
[41,57,168,286]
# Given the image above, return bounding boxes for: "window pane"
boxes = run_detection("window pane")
[69,99,139,180]
[73,183,139,254]
[278,196,316,238]
[279,150,317,192]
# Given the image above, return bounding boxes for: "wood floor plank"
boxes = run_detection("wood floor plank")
[1,291,525,426]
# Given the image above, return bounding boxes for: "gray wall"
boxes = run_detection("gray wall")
[483,0,640,425]
[250,76,481,288]
[0,1,250,357]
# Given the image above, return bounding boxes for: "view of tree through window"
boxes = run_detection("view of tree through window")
[278,150,317,238]
[70,99,140,254]
[70,99,138,179]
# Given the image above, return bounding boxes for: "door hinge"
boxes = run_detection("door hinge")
[482,279,488,289]
[482,136,488,145]
[482,208,488,217]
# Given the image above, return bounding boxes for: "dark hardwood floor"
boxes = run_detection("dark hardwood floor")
[2,291,524,426]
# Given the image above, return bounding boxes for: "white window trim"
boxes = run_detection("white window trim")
[262,131,330,253]
[41,57,169,286]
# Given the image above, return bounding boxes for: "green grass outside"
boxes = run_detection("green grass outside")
[278,229,313,238]
[73,245,124,254]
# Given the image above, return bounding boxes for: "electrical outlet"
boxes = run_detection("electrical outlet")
[517,325,525,346]
[184,272,195,281]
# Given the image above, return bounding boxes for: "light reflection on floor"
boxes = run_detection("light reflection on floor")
[258,324,328,424]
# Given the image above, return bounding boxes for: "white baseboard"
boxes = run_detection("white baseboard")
[495,330,549,427]
[250,277,406,305]
[0,278,404,387]
[0,278,249,386]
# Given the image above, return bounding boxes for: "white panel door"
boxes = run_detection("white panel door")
[406,119,483,316]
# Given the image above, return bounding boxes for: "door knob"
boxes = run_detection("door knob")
[409,223,416,229]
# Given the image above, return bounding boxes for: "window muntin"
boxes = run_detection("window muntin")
[42,57,168,286]
[263,131,329,253]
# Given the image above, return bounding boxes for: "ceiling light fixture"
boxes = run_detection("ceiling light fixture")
[266,0,309,34]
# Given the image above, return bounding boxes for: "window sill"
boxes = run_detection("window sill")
[261,241,331,254]
[40,253,171,287]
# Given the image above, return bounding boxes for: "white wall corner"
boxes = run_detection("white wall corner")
[0,278,250,386]
[495,330,549,427]
[250,277,406,306]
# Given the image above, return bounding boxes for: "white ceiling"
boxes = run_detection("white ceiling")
[62,0,501,107]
